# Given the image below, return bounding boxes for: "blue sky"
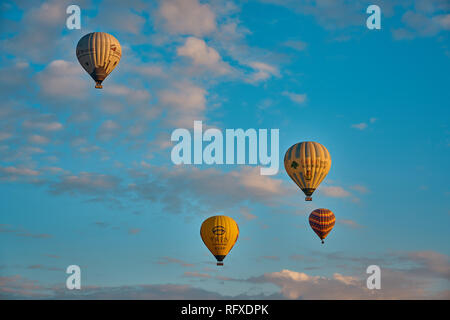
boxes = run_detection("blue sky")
[0,0,449,299]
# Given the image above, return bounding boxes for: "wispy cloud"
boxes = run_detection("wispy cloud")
[27,264,63,272]
[283,40,308,51]
[157,0,217,36]
[338,219,364,229]
[128,228,141,235]
[1,250,449,299]
[183,271,211,279]
[156,256,194,268]
[319,185,352,198]
[247,61,280,83]
[0,166,40,181]
[351,122,368,130]
[240,206,257,221]
[350,185,370,194]
[49,172,122,196]
[282,91,307,105]
[177,37,231,75]
[244,250,450,299]
[0,224,51,239]
[351,118,377,130]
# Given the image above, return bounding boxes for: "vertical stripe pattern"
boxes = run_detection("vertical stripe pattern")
[284,141,331,199]
[76,32,122,86]
[309,208,336,242]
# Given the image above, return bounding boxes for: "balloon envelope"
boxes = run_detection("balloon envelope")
[309,208,335,243]
[284,141,331,201]
[200,215,239,266]
[76,32,121,89]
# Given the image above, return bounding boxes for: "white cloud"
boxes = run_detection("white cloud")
[249,266,448,299]
[320,185,352,198]
[402,11,450,37]
[29,163,290,214]
[0,166,40,178]
[230,167,285,197]
[94,1,146,35]
[338,219,364,229]
[1,0,69,62]
[283,40,308,51]
[351,122,368,130]
[159,83,206,112]
[392,28,415,40]
[131,65,166,78]
[104,85,151,102]
[352,117,377,130]
[49,172,121,196]
[0,61,31,94]
[262,0,365,31]
[393,1,450,40]
[28,134,50,145]
[96,120,122,141]
[247,61,280,83]
[240,206,257,221]
[22,117,63,132]
[177,37,231,75]
[0,278,229,299]
[282,91,307,105]
[406,251,450,278]
[156,256,194,268]
[158,82,207,126]
[434,14,450,29]
[350,185,369,194]
[183,271,211,278]
[158,0,217,36]
[128,165,291,214]
[0,132,13,141]
[36,60,88,99]
[333,273,359,286]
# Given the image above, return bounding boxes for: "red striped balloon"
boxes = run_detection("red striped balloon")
[309,208,335,244]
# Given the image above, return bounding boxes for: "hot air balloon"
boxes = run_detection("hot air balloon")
[309,208,335,244]
[284,141,331,201]
[200,215,239,266]
[76,32,122,89]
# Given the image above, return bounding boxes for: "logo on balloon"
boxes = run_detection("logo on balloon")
[290,161,299,169]
[212,226,226,236]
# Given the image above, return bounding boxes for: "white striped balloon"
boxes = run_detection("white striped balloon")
[76,32,121,89]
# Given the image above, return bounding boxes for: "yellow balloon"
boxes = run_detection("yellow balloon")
[200,215,239,266]
[284,141,331,201]
[76,32,122,89]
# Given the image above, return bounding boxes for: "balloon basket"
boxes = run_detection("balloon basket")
[217,262,223,266]
[305,196,312,201]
